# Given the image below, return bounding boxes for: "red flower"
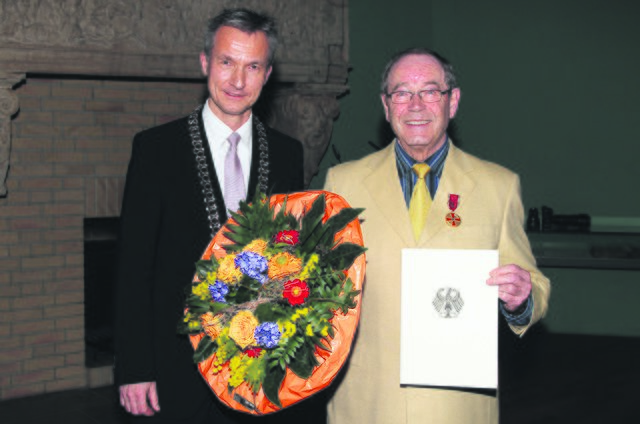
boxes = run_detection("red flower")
[245,347,263,358]
[274,230,299,245]
[283,279,310,306]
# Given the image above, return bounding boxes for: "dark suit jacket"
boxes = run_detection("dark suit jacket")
[114,110,325,423]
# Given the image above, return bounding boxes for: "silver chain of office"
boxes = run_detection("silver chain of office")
[188,105,269,238]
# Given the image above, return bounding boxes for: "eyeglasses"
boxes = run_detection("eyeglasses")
[386,88,452,104]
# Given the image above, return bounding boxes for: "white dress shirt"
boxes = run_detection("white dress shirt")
[202,103,253,197]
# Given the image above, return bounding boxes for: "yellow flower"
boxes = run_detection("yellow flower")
[305,324,314,337]
[229,310,258,349]
[211,328,231,373]
[278,320,296,339]
[320,325,329,337]
[268,252,302,280]
[205,271,217,284]
[229,355,248,388]
[243,239,268,255]
[192,281,211,300]
[201,312,224,340]
[298,253,319,280]
[291,307,310,322]
[217,254,242,284]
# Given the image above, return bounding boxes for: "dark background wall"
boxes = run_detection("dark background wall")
[311,0,640,337]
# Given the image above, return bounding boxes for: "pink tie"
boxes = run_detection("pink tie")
[224,132,245,213]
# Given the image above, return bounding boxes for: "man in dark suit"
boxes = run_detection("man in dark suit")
[114,8,324,424]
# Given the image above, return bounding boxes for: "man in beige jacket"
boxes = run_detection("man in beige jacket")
[324,47,550,423]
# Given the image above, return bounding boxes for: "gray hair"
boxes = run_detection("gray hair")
[380,47,458,94]
[203,8,278,65]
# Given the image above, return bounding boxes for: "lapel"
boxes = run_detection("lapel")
[363,142,415,247]
[361,141,478,246]
[195,108,229,223]
[246,118,261,200]
[419,143,476,244]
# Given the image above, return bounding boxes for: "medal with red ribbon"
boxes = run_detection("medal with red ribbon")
[445,194,461,227]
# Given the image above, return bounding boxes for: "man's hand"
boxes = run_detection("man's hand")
[119,382,160,416]
[486,264,532,312]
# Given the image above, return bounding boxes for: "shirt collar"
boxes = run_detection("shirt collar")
[395,137,450,177]
[202,102,253,149]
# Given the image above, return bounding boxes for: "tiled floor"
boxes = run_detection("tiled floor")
[1,329,639,423]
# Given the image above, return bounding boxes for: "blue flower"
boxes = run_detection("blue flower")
[235,251,268,284]
[208,281,229,303]
[254,322,281,348]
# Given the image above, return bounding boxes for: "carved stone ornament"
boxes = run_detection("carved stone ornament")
[0,73,25,196]
[0,0,349,194]
[0,0,349,82]
[267,86,342,186]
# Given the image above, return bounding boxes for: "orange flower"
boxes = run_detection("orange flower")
[243,239,268,255]
[217,254,242,284]
[229,310,258,349]
[200,312,223,340]
[267,252,302,280]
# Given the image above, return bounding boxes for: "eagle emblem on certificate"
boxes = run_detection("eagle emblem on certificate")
[432,288,464,318]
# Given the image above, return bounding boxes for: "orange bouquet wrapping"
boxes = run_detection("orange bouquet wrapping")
[180,190,365,415]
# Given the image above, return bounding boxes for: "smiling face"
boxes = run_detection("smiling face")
[381,54,461,162]
[199,26,272,130]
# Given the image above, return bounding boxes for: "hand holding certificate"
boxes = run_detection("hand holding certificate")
[400,249,499,390]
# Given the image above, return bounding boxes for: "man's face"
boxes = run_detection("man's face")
[381,54,460,161]
[199,26,272,130]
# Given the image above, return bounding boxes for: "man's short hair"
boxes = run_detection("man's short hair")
[380,47,458,94]
[203,8,278,65]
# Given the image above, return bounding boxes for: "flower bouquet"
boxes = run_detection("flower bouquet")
[179,190,366,414]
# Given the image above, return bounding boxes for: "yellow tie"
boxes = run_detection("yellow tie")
[409,163,432,240]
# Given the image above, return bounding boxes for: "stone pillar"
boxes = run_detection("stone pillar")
[0,73,25,196]
[268,85,344,186]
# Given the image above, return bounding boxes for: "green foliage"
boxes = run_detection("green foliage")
[287,342,317,379]
[245,354,267,393]
[269,335,304,371]
[319,208,365,246]
[299,196,364,254]
[195,258,218,279]
[228,283,257,304]
[262,365,285,408]
[310,276,360,314]
[209,301,228,315]
[193,336,216,363]
[298,195,327,251]
[324,242,367,271]
[224,193,298,252]
[254,302,288,323]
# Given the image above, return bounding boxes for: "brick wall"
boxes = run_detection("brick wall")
[0,76,205,400]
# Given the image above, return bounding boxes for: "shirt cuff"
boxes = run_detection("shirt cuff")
[500,294,533,326]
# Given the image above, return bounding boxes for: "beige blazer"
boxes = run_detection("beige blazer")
[324,141,550,424]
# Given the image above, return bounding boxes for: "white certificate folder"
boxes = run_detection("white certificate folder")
[400,248,499,389]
